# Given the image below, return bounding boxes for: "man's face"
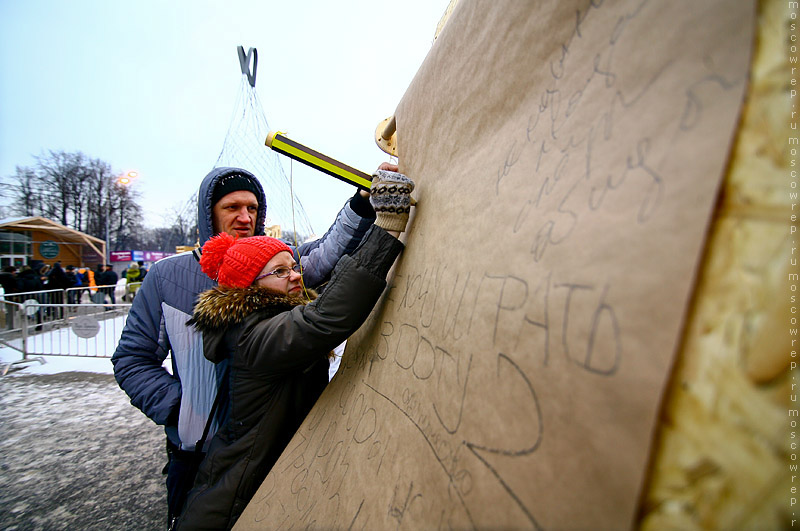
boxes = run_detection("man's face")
[212,190,259,238]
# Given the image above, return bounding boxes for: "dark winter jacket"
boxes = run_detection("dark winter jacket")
[97,269,118,290]
[0,272,18,294]
[111,167,377,450]
[47,264,71,290]
[65,270,80,287]
[176,226,404,530]
[16,268,43,294]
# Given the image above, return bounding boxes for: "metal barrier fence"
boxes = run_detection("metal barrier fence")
[0,283,140,374]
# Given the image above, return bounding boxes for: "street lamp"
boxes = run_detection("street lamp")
[118,170,138,186]
[105,171,138,263]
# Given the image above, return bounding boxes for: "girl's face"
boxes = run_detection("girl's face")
[253,251,303,295]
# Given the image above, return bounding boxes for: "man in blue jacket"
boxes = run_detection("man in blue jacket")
[111,165,388,524]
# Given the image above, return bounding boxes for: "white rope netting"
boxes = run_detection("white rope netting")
[214,71,315,240]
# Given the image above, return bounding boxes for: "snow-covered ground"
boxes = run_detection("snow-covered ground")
[0,301,167,530]
[0,351,115,375]
[0,364,166,530]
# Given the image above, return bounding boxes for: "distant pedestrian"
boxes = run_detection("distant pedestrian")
[17,265,44,329]
[48,262,70,291]
[46,262,70,318]
[97,265,118,305]
[78,267,94,303]
[17,265,43,293]
[125,262,141,302]
[65,265,81,304]
[0,266,18,294]
[92,265,106,304]
[0,266,19,330]
[137,261,148,281]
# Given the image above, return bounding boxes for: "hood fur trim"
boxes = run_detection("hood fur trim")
[189,285,316,332]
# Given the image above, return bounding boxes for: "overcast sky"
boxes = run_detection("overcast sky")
[0,0,447,235]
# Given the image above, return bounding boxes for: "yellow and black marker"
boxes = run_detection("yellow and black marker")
[265,131,373,192]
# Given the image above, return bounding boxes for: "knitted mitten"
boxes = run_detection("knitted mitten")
[369,170,415,232]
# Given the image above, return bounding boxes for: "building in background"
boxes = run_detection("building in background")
[109,250,175,273]
[0,217,105,269]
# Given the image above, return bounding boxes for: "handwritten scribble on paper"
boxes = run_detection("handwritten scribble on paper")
[234,1,754,529]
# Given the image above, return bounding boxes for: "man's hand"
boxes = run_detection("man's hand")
[360,162,399,199]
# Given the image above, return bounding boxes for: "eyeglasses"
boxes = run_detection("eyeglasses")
[254,263,302,281]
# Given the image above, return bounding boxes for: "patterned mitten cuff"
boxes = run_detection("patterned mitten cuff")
[369,170,415,232]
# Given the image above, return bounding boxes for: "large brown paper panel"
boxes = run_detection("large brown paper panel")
[236,1,754,529]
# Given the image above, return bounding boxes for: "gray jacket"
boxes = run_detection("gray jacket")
[111,167,375,448]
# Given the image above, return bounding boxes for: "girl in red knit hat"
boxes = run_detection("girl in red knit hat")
[198,232,303,294]
[175,170,415,530]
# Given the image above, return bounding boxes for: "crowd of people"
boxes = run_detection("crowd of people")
[0,261,149,329]
[0,261,148,304]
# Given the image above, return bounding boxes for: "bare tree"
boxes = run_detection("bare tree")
[7,166,42,216]
[3,150,198,254]
[34,150,78,225]
[112,181,144,251]
[135,195,197,252]
[168,193,198,246]
[5,151,142,248]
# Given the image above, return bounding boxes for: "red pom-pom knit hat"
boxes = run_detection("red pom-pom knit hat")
[199,233,292,288]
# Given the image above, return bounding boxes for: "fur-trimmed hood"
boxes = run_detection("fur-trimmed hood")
[188,285,317,333]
